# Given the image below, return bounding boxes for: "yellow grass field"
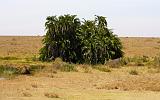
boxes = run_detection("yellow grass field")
[0,36,160,58]
[0,36,160,100]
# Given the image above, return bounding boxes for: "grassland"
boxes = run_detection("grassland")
[0,36,160,100]
[0,36,160,58]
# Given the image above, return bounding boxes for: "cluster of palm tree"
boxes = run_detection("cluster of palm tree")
[39,14,123,64]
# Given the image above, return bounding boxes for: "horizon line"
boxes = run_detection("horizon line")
[0,35,160,38]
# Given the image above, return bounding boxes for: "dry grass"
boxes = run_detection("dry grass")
[0,36,42,58]
[1,67,160,100]
[22,92,32,97]
[0,36,159,59]
[129,69,139,75]
[120,37,160,57]
[0,36,160,100]
[44,92,59,98]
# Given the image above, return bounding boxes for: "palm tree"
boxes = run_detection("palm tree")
[39,14,82,63]
[39,14,123,65]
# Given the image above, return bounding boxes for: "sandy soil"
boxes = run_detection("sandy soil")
[1,67,160,100]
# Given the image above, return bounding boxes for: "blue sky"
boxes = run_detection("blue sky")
[0,0,160,37]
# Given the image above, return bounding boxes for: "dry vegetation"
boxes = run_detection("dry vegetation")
[120,37,160,57]
[0,36,159,58]
[0,36,42,58]
[0,36,160,100]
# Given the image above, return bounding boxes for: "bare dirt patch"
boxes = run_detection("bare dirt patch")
[1,68,160,100]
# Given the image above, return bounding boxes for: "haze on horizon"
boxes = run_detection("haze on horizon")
[0,0,160,37]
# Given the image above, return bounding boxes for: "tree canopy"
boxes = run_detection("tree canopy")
[39,14,123,64]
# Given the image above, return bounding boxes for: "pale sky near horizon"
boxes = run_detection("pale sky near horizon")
[0,0,160,37]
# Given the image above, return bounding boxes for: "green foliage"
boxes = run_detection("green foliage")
[39,14,123,65]
[78,16,123,64]
[39,15,82,63]
[0,65,19,77]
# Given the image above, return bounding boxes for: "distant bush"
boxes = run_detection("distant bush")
[44,92,59,98]
[0,65,19,77]
[19,64,47,75]
[24,55,39,62]
[0,64,46,77]
[83,65,92,73]
[52,58,77,72]
[153,55,160,68]
[31,55,39,61]
[120,57,129,65]
[0,56,19,60]
[120,56,149,66]
[93,65,111,72]
[60,64,76,72]
[84,67,92,73]
[29,64,45,74]
[22,92,32,97]
[12,38,16,41]
[129,69,138,75]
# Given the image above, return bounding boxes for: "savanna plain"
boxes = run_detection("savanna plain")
[0,36,160,100]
